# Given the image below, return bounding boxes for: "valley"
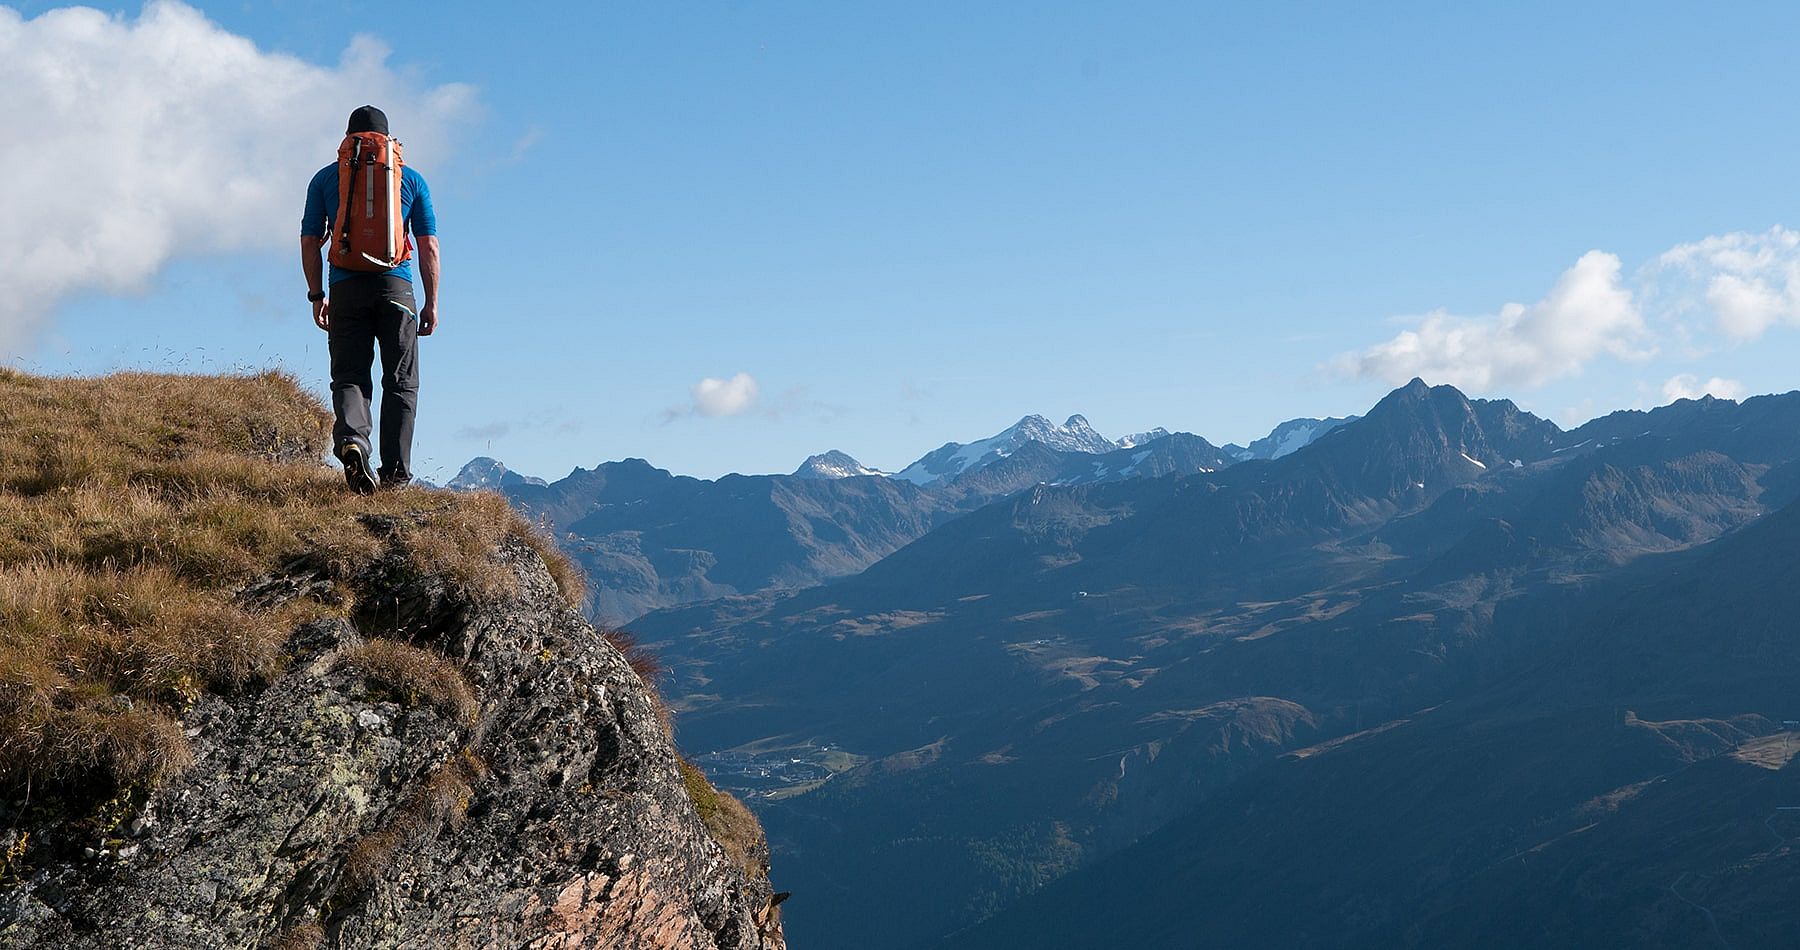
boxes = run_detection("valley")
[467,381,1800,946]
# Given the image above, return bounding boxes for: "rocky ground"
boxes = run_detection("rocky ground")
[0,532,785,949]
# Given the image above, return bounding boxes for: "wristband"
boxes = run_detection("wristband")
[307,290,326,303]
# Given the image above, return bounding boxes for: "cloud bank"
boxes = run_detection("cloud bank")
[1341,227,1800,394]
[1651,227,1800,341]
[0,2,475,353]
[1661,374,1745,402]
[1343,251,1647,390]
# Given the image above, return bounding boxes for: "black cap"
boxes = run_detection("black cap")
[346,105,389,135]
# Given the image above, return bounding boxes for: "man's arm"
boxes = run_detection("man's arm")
[416,235,440,336]
[301,236,329,331]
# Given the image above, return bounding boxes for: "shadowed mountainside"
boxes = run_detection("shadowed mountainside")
[631,380,1800,948]
[950,495,1800,948]
[486,431,1238,625]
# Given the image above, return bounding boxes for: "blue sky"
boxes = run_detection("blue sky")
[8,1,1800,480]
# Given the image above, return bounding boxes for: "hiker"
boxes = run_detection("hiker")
[300,105,440,494]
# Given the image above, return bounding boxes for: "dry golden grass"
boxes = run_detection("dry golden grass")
[270,923,325,950]
[0,369,585,795]
[679,757,768,881]
[600,627,672,738]
[600,627,664,688]
[337,639,478,723]
[340,749,485,893]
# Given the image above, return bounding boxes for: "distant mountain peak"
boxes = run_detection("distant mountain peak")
[1225,416,1360,461]
[1117,427,1173,449]
[448,456,548,492]
[793,450,885,479]
[893,413,1121,485]
[1372,376,1439,408]
[1335,379,1562,492]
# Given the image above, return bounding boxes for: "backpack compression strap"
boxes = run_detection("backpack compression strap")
[328,133,411,271]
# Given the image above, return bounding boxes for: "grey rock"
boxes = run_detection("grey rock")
[0,536,784,949]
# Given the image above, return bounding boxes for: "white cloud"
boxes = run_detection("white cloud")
[690,373,760,418]
[1341,250,1648,390]
[1651,227,1800,341]
[0,2,475,353]
[1661,374,1745,403]
[1339,226,1800,393]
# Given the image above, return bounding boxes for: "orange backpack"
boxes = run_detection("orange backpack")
[329,132,412,272]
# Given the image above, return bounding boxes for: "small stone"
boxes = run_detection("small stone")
[116,844,139,860]
[356,709,384,730]
[184,727,202,738]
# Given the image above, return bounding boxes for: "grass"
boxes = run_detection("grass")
[339,749,484,894]
[336,640,478,723]
[599,627,664,685]
[271,923,325,950]
[600,626,673,738]
[594,629,766,879]
[0,369,583,797]
[679,757,768,881]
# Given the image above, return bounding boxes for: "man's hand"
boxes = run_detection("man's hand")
[301,235,329,331]
[416,235,440,337]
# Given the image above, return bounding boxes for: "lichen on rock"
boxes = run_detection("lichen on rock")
[0,371,783,949]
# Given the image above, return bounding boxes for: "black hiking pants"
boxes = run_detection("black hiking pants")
[328,275,419,483]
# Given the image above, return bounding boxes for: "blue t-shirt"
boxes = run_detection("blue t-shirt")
[301,163,437,285]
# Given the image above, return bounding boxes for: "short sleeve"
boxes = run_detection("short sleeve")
[407,169,437,237]
[301,165,333,238]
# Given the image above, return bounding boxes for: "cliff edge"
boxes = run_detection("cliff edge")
[0,370,783,949]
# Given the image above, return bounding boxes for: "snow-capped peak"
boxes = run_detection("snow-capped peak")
[893,413,1120,485]
[447,457,549,492]
[1224,416,1360,461]
[793,450,885,479]
[1009,414,1117,455]
[1117,427,1172,449]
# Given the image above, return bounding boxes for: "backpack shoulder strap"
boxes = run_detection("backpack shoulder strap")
[330,136,359,262]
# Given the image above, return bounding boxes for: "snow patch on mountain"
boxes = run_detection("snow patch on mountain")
[1225,416,1361,461]
[1117,449,1155,477]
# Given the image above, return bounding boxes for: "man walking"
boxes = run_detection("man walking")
[300,105,440,493]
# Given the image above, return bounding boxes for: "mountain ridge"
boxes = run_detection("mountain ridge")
[474,431,1239,624]
[628,378,1800,949]
[1223,413,1359,460]
[890,412,1120,485]
[947,492,1800,948]
[791,449,883,479]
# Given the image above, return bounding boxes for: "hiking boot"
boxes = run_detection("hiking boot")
[337,442,377,496]
[378,473,411,491]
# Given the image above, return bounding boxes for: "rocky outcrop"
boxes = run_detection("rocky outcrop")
[0,531,784,949]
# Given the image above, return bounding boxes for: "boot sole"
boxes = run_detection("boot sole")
[340,444,377,496]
